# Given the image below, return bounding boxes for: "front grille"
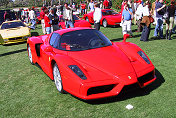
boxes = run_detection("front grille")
[9,37,23,40]
[87,84,115,96]
[137,71,154,85]
[121,83,140,92]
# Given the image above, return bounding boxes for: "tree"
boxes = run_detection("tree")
[0,0,11,7]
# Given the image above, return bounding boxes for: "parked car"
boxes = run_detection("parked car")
[0,20,30,45]
[27,28,156,100]
[83,9,121,27]
[58,15,91,29]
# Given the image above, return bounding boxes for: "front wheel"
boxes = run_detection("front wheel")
[28,45,34,65]
[103,19,108,28]
[53,63,64,93]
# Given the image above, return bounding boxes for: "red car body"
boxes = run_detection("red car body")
[83,9,122,27]
[59,15,91,29]
[27,28,156,100]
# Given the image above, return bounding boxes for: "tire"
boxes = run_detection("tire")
[103,19,108,28]
[28,45,34,65]
[85,17,89,22]
[53,63,64,93]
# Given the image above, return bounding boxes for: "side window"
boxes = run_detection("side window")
[49,33,60,48]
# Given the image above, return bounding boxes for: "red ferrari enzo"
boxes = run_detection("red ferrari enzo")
[58,15,91,29]
[27,28,156,100]
[83,9,122,27]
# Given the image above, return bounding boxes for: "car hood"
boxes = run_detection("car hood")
[68,45,135,78]
[0,27,30,38]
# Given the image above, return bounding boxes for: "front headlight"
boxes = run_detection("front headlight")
[68,65,87,80]
[137,51,150,64]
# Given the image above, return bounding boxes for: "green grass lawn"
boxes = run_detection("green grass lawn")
[0,24,176,117]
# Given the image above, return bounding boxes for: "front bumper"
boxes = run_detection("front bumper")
[77,69,156,100]
[2,35,30,45]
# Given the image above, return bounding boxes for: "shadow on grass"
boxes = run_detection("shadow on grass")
[0,48,27,57]
[84,69,164,105]
[31,32,39,36]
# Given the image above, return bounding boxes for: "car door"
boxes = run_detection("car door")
[39,33,61,73]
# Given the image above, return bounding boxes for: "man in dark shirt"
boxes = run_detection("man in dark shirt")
[154,0,166,39]
[48,8,59,32]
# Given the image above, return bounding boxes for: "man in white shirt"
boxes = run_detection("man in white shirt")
[29,8,36,29]
[135,1,143,32]
[93,3,102,30]
[88,0,94,12]
[63,3,75,28]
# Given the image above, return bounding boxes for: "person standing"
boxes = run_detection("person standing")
[153,0,166,39]
[121,3,133,36]
[93,3,102,31]
[29,8,36,30]
[4,11,11,21]
[48,8,59,32]
[165,0,175,40]
[103,0,109,9]
[150,0,159,25]
[81,2,86,15]
[63,3,75,28]
[135,1,143,32]
[40,7,46,34]
[44,9,51,34]
[140,1,151,42]
[88,0,94,12]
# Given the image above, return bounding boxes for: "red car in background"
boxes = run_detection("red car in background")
[58,15,91,29]
[27,28,156,100]
[83,9,122,27]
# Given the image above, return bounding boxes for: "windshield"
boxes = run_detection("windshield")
[102,10,118,16]
[59,29,112,51]
[1,21,25,29]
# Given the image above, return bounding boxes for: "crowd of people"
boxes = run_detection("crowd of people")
[3,0,176,41]
[121,0,176,41]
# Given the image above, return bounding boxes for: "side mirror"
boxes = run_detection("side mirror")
[123,34,130,42]
[44,46,53,52]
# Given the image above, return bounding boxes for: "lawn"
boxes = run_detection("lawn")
[0,24,176,118]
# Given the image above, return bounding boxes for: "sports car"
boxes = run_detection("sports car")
[83,9,122,27]
[58,15,91,29]
[0,20,30,45]
[27,28,156,100]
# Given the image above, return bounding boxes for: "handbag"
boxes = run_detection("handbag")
[149,16,154,23]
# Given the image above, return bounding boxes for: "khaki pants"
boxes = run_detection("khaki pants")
[41,19,46,34]
[166,17,174,30]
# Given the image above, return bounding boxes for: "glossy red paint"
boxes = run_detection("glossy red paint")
[83,9,122,27]
[27,28,156,100]
[58,15,91,29]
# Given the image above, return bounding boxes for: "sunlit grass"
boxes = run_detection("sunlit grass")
[0,24,176,117]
